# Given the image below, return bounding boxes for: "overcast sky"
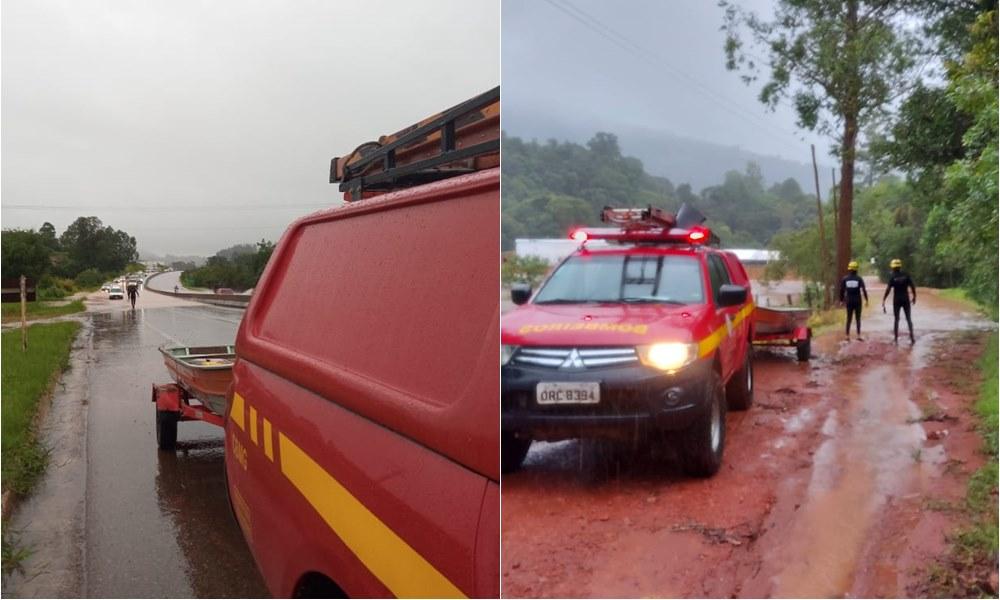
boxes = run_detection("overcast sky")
[502,0,828,164]
[2,0,499,256]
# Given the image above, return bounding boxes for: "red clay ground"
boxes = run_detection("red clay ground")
[501,291,997,598]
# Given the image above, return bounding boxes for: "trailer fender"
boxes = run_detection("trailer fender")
[152,383,183,413]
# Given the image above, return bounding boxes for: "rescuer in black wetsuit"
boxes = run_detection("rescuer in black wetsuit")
[839,260,868,340]
[882,258,917,344]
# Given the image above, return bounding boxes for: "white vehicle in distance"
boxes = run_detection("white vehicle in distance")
[108,286,124,300]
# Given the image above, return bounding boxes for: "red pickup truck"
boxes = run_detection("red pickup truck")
[225,88,499,597]
[501,205,755,477]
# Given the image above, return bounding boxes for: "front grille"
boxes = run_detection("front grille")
[512,346,638,369]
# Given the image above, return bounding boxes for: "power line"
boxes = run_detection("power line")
[540,0,807,154]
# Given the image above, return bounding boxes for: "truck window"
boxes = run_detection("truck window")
[707,254,731,303]
[534,254,704,305]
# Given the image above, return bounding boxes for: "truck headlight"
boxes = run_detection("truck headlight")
[501,345,517,366]
[637,342,698,372]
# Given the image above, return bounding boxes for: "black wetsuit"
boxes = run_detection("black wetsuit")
[839,272,868,336]
[883,270,916,341]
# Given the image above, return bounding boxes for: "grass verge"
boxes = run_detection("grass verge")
[0,300,85,323]
[937,288,998,320]
[1,321,80,496]
[925,331,998,597]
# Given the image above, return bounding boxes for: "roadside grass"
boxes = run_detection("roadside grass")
[806,307,843,335]
[1,528,32,577]
[937,288,998,320]
[1,321,80,496]
[925,331,998,597]
[0,300,85,323]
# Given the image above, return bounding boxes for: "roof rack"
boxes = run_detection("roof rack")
[330,86,500,200]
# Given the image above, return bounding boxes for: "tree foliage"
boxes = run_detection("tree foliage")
[1,229,52,280]
[58,216,138,276]
[180,240,275,291]
[722,0,921,283]
[502,132,817,250]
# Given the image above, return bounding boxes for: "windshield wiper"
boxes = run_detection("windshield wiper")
[533,299,595,305]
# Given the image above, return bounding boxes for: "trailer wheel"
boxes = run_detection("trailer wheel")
[156,409,179,450]
[502,432,532,473]
[679,370,726,477]
[726,343,754,410]
[796,337,811,362]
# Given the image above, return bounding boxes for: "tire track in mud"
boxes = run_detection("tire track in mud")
[501,292,994,598]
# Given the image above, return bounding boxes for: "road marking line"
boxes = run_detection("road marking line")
[278,433,466,599]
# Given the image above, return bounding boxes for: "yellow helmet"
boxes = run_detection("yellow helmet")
[890,258,903,269]
[847,260,859,271]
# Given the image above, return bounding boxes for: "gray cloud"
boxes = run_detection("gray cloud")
[3,0,499,256]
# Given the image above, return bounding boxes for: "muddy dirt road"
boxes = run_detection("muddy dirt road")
[501,291,995,598]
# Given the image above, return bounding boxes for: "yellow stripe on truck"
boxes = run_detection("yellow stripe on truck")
[230,392,246,431]
[698,302,755,358]
[278,433,467,599]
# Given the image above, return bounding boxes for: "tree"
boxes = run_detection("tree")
[1,229,52,280]
[39,222,60,251]
[59,216,138,275]
[722,0,919,282]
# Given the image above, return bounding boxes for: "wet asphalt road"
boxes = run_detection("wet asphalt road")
[85,305,268,598]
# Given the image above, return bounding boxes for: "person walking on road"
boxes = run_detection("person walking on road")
[882,258,917,344]
[127,280,139,310]
[839,260,868,340]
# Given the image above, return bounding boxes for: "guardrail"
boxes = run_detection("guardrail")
[144,271,252,308]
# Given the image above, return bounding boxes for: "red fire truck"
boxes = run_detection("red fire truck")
[225,88,499,597]
[501,205,755,477]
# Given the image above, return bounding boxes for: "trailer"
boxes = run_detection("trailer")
[151,345,235,449]
[752,306,812,361]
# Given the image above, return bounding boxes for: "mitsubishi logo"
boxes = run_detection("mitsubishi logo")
[559,348,586,370]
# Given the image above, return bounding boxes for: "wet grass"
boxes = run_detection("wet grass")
[1,321,80,496]
[937,288,997,320]
[0,300,85,323]
[924,331,998,598]
[1,527,32,577]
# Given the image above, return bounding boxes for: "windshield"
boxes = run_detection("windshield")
[534,254,705,305]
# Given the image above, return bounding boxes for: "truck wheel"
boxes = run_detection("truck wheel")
[501,433,531,473]
[796,337,811,362]
[726,343,754,410]
[679,370,725,477]
[156,409,179,450]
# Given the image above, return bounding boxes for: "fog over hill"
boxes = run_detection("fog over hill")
[502,107,834,194]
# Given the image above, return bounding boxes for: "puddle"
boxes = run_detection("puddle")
[770,365,930,597]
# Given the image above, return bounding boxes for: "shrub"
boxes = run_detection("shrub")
[73,268,104,289]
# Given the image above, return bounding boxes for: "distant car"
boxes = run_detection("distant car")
[108,286,124,300]
[216,287,235,295]
[101,283,111,292]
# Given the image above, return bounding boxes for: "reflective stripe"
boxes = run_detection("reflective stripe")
[230,392,246,431]
[278,433,466,599]
[698,303,755,358]
[262,418,274,461]
[249,406,258,445]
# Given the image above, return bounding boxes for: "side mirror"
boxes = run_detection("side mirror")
[511,283,532,305]
[717,284,747,308]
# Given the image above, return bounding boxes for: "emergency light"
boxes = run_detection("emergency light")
[569,205,718,246]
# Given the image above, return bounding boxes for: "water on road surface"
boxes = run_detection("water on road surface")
[83,305,266,597]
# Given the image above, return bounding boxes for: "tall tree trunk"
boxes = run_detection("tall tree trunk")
[836,112,857,281]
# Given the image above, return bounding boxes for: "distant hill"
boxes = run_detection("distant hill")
[139,251,206,267]
[502,107,832,193]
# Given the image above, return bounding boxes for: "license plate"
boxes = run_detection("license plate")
[536,382,600,405]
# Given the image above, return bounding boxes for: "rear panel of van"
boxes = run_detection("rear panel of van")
[226,168,499,597]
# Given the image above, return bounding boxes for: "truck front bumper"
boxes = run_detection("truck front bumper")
[501,357,713,442]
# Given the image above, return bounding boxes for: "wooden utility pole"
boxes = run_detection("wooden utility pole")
[811,145,829,308]
[20,275,28,351]
[831,168,840,302]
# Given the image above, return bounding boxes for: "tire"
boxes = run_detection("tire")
[678,370,726,477]
[501,432,532,473]
[156,409,179,450]
[796,337,811,362]
[726,343,754,410]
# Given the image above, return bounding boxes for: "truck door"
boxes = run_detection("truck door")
[706,253,737,379]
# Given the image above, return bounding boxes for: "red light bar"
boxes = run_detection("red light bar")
[570,226,712,244]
